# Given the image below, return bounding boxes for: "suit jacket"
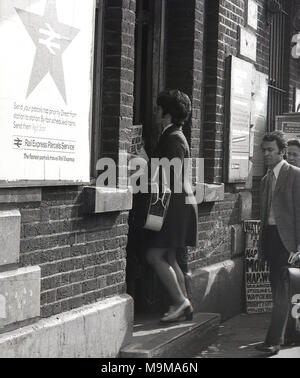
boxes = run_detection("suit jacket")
[260,161,300,256]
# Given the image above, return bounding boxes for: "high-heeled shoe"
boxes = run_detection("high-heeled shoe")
[160,299,193,323]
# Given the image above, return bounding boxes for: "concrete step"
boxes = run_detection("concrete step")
[0,266,41,332]
[119,312,221,358]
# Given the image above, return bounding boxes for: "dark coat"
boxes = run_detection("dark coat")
[144,124,198,248]
[260,161,300,257]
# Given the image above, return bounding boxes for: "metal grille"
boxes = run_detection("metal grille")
[267,0,289,131]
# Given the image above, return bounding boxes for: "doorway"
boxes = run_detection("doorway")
[126,0,167,315]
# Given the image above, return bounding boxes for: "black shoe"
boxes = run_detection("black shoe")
[160,299,193,323]
[255,344,280,356]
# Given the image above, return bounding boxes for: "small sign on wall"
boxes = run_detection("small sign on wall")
[239,26,257,63]
[276,114,300,140]
[244,220,273,314]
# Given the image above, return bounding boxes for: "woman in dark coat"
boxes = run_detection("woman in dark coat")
[144,89,198,323]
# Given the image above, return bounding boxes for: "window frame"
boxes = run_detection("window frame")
[90,0,105,181]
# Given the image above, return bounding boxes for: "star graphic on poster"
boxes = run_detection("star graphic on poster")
[15,0,80,103]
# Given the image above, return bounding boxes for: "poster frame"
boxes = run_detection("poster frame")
[238,26,257,63]
[0,0,97,188]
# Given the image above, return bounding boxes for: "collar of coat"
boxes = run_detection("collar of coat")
[160,124,182,139]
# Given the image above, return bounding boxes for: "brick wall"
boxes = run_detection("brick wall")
[203,0,269,184]
[188,193,240,271]
[166,0,204,162]
[17,188,128,317]
[256,0,270,75]
[203,0,243,184]
[252,178,261,220]
[102,0,136,163]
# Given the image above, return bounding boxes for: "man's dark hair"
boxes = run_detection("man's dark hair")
[262,131,287,152]
[287,138,300,149]
[157,89,192,126]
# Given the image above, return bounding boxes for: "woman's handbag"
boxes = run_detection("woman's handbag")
[131,167,171,232]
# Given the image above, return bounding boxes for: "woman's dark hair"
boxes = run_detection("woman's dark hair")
[262,131,287,152]
[287,138,300,149]
[157,89,192,126]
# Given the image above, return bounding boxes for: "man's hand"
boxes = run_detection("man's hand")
[288,251,300,266]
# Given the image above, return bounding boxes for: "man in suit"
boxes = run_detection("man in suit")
[256,131,300,355]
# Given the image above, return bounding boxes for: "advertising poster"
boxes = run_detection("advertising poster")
[0,0,96,185]
[244,220,273,314]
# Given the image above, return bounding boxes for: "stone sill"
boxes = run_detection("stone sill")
[195,183,225,203]
[84,186,133,214]
[0,188,42,204]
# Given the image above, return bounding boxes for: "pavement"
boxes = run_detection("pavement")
[194,313,300,358]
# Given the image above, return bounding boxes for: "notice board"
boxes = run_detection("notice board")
[0,0,96,186]
[226,56,253,183]
[276,113,300,140]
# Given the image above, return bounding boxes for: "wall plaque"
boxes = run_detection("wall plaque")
[239,26,257,62]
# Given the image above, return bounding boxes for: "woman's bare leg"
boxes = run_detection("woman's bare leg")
[146,247,186,305]
[166,248,188,298]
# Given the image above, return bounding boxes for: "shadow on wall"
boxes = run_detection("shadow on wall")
[187,258,245,321]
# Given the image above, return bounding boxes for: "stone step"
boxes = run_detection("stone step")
[119,312,220,358]
[0,295,133,358]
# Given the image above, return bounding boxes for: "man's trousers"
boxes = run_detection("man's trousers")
[262,226,300,345]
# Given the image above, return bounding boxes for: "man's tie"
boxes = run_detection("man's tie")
[265,169,275,225]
